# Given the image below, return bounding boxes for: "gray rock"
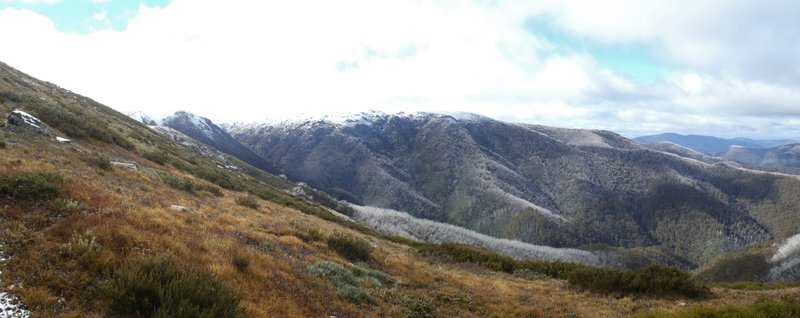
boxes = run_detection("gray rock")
[170,205,192,212]
[6,109,54,136]
[111,162,138,172]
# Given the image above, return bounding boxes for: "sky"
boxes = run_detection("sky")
[0,0,799,139]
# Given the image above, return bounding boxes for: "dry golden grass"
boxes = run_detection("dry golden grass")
[1,130,799,318]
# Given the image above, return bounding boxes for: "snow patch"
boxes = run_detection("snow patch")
[531,126,612,148]
[10,110,42,129]
[767,233,800,281]
[1,244,31,318]
[351,205,605,266]
[495,190,566,222]
[125,111,162,126]
[771,233,800,263]
[443,112,488,122]
[245,110,472,131]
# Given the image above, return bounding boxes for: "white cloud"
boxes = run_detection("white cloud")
[1,0,60,4]
[0,0,797,138]
[93,11,107,22]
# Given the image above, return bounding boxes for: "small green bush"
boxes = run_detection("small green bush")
[198,184,224,197]
[413,243,707,299]
[566,264,709,299]
[326,234,373,262]
[143,150,169,165]
[415,243,580,279]
[307,261,392,304]
[103,256,244,318]
[305,228,324,242]
[232,254,249,272]
[163,175,195,193]
[0,171,63,202]
[234,196,260,209]
[86,153,112,171]
[59,230,114,273]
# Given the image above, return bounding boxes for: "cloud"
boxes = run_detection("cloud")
[0,0,797,138]
[1,0,60,4]
[93,11,106,22]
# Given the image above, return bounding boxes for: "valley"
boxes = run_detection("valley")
[1,61,799,317]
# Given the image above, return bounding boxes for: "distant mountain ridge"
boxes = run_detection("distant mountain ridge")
[227,111,800,268]
[722,143,800,169]
[157,111,277,174]
[634,133,797,155]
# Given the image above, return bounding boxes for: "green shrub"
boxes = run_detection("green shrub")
[567,264,709,299]
[59,230,114,273]
[415,243,580,279]
[635,299,800,318]
[86,153,113,171]
[305,228,324,242]
[307,261,392,304]
[143,150,169,165]
[163,175,195,193]
[198,184,224,197]
[234,195,260,209]
[232,254,249,272]
[326,234,373,262]
[413,243,707,299]
[697,251,771,283]
[102,256,244,318]
[0,171,63,202]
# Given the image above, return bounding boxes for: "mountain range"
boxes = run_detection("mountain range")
[721,143,800,169]
[185,111,800,268]
[4,59,800,316]
[634,133,797,156]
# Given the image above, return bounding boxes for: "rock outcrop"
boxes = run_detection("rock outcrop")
[6,109,54,136]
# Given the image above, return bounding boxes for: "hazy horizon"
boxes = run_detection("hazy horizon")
[1,0,798,139]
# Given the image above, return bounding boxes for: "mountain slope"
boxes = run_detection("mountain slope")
[642,142,727,165]
[634,133,762,155]
[230,112,800,267]
[634,133,798,156]
[161,111,277,174]
[722,143,800,169]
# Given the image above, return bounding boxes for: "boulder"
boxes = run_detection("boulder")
[6,109,54,136]
[170,205,192,212]
[111,162,138,172]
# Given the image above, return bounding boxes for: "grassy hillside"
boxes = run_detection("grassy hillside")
[1,61,799,317]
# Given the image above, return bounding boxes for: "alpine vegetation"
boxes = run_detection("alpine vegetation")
[351,205,608,267]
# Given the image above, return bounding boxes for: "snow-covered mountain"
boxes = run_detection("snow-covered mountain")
[228,111,800,267]
[160,111,276,173]
[125,110,160,126]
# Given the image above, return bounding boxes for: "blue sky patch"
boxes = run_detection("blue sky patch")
[0,0,171,33]
[524,16,668,83]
